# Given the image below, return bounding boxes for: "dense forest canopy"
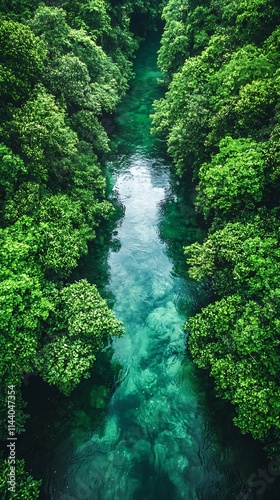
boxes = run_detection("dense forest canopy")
[1,0,280,496]
[0,1,166,496]
[152,0,280,458]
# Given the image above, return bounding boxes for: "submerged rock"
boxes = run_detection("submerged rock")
[89,386,110,409]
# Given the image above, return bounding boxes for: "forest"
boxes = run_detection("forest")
[0,0,280,498]
[0,1,165,496]
[152,0,280,459]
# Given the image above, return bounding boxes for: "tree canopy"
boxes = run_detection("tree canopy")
[0,1,164,496]
[153,0,280,458]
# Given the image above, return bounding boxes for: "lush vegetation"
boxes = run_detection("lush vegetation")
[0,1,168,496]
[2,0,280,495]
[152,0,280,457]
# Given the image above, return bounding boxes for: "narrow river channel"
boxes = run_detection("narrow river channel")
[21,37,278,500]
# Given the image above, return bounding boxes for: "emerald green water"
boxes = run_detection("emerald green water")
[21,38,279,500]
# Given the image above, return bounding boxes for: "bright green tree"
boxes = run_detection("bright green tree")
[0,20,46,103]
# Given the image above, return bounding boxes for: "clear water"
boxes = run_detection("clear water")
[20,37,279,500]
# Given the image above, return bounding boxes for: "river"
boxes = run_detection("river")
[20,36,278,500]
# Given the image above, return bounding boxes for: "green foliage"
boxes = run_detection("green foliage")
[0,458,41,499]
[0,20,46,103]
[60,280,124,342]
[185,212,280,296]
[28,5,71,56]
[29,5,128,115]
[35,195,93,276]
[153,10,280,174]
[196,137,266,217]
[59,0,111,36]
[158,0,280,451]
[152,33,234,174]
[158,0,219,74]
[4,85,77,186]
[186,293,280,439]
[222,0,280,45]
[71,111,110,152]
[184,211,280,443]
[0,219,57,381]
[79,0,111,36]
[0,144,26,192]
[45,54,94,109]
[206,43,279,144]
[36,337,97,396]
[0,0,160,492]
[267,121,280,185]
[0,144,27,216]
[0,0,40,20]
[37,280,124,395]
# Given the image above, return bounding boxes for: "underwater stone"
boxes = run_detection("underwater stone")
[154,443,168,470]
[89,386,110,409]
[135,368,157,390]
[101,415,121,445]
[133,439,151,457]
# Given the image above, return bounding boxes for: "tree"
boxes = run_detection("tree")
[36,279,124,395]
[0,0,162,496]
[152,33,233,175]
[71,111,110,152]
[7,85,78,184]
[185,212,280,297]
[0,144,27,217]
[186,293,280,439]
[28,5,71,57]
[0,20,46,103]
[29,6,126,114]
[0,458,41,499]
[222,0,280,45]
[196,136,266,217]
[158,0,218,74]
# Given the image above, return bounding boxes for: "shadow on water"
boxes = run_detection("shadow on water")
[132,463,178,500]
[18,348,123,500]
[69,194,125,307]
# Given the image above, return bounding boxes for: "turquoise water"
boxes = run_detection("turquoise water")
[20,37,279,500]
